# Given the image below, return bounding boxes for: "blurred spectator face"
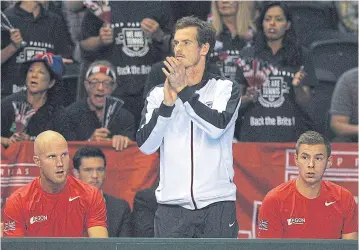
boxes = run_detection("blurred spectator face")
[295,144,332,187]
[173,27,203,69]
[85,70,116,110]
[77,157,106,190]
[216,1,238,17]
[262,6,290,42]
[26,62,55,95]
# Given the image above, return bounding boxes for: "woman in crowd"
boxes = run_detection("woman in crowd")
[208,0,256,81]
[1,52,71,147]
[235,1,317,142]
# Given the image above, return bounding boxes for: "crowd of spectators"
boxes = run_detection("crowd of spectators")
[1,0,357,144]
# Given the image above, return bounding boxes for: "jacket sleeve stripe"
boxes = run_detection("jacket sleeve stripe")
[136,88,174,153]
[183,79,241,138]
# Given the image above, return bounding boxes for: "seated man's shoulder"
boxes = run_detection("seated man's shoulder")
[134,187,157,207]
[65,100,88,115]
[104,194,130,210]
[323,180,354,200]
[68,175,101,197]
[6,178,39,203]
[264,181,295,202]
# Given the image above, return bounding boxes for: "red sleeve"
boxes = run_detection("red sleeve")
[86,189,107,229]
[257,193,283,238]
[342,190,358,235]
[3,196,25,237]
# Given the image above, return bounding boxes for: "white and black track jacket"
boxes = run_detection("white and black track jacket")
[136,72,241,210]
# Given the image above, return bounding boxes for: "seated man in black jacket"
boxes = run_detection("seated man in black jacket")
[132,184,158,237]
[73,147,132,237]
[63,60,136,151]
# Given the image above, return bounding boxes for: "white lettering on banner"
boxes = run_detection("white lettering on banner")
[249,116,295,127]
[1,168,30,176]
[285,149,359,182]
[117,65,151,76]
[337,157,343,166]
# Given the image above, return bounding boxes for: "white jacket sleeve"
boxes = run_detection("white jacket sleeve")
[136,87,175,154]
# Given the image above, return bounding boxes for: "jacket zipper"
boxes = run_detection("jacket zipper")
[190,121,198,209]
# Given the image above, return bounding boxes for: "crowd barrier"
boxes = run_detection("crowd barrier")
[1,142,358,238]
[2,238,358,250]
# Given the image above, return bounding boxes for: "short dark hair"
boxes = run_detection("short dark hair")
[73,147,107,170]
[296,131,331,157]
[175,16,216,60]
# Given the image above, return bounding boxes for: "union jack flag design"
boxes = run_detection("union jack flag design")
[237,57,278,89]
[12,101,36,134]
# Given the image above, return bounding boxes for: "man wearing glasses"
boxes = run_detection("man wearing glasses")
[63,60,136,151]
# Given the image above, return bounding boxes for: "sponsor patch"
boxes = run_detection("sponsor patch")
[287,218,305,225]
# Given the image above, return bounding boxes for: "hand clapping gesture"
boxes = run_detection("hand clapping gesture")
[162,56,187,93]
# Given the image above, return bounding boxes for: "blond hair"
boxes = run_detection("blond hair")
[211,1,256,37]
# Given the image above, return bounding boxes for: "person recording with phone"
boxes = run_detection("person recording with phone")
[235,1,317,142]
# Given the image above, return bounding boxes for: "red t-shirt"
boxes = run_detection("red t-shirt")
[257,180,358,239]
[3,175,107,237]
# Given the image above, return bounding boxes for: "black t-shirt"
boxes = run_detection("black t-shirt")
[1,91,70,139]
[1,3,73,96]
[63,99,136,141]
[236,46,317,142]
[208,25,250,83]
[81,1,173,127]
